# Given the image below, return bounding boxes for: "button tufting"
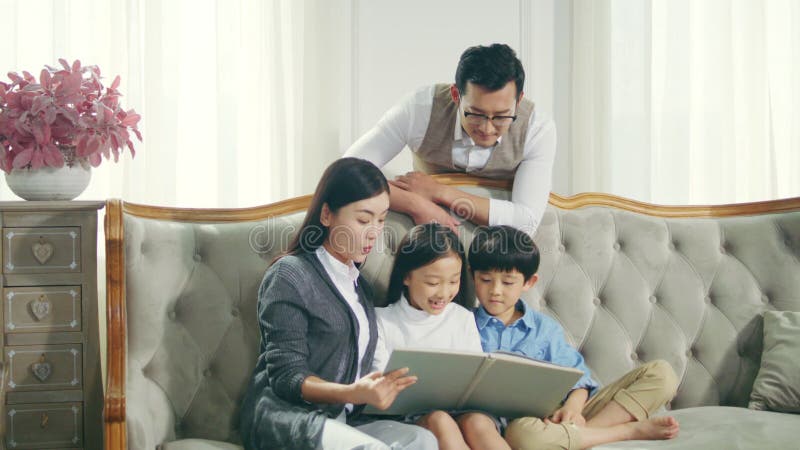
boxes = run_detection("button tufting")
[559,243,566,253]
[231,308,240,317]
[762,294,770,304]
[705,295,712,304]
[720,244,727,254]
[203,368,212,377]
[686,349,693,358]
[613,242,621,251]
[630,352,638,360]
[193,253,202,262]
[167,310,176,320]
[649,295,657,304]
[593,297,601,306]
[669,242,676,251]
[540,298,547,306]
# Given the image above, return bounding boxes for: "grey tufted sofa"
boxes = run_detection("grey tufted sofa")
[103,174,800,450]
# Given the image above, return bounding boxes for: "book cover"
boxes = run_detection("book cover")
[363,347,583,418]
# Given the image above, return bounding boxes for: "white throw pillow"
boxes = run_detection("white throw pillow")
[748,310,800,413]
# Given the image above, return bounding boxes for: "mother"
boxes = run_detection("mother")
[239,158,437,449]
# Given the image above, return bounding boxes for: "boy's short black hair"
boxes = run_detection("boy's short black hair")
[468,225,539,279]
[455,43,525,99]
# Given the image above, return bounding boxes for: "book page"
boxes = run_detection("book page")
[456,357,496,408]
[463,354,583,419]
[363,347,486,415]
[491,351,584,370]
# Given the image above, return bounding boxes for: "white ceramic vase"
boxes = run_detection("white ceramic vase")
[5,164,92,201]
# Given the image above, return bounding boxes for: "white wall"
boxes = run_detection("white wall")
[338,0,572,195]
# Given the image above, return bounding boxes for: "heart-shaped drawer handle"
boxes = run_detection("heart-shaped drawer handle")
[31,354,52,382]
[32,236,55,265]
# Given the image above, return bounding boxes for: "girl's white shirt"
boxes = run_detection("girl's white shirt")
[371,293,483,372]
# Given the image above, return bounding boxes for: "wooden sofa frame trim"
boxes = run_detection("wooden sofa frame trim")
[103,174,800,449]
[105,198,127,449]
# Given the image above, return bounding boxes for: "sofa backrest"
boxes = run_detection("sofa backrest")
[105,180,800,448]
[111,208,307,449]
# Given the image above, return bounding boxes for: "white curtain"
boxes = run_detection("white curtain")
[0,0,352,379]
[0,0,345,207]
[571,0,800,204]
[3,0,798,207]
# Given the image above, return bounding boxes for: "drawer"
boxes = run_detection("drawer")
[3,227,82,274]
[6,344,82,392]
[4,286,82,333]
[5,402,82,449]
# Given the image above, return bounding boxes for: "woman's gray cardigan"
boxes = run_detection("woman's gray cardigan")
[239,251,379,450]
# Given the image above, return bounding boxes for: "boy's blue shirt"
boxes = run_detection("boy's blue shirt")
[474,299,600,396]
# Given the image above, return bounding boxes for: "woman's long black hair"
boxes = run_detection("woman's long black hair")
[277,157,389,262]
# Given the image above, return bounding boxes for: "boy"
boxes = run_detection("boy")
[468,225,680,450]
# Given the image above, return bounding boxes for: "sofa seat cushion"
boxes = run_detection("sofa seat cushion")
[155,407,797,450]
[595,406,800,449]
[159,439,243,450]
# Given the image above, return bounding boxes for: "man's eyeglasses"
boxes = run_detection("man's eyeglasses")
[462,109,517,128]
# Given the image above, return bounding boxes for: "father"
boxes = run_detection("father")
[345,43,556,235]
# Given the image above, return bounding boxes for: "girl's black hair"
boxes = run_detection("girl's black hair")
[386,223,471,308]
[277,157,389,262]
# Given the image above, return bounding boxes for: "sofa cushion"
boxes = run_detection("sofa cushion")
[123,213,306,448]
[157,406,800,450]
[594,406,800,449]
[159,439,243,450]
[748,310,800,412]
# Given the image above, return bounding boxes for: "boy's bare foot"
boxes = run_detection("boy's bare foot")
[628,416,679,441]
[570,416,679,449]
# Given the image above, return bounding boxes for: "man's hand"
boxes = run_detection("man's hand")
[401,193,461,231]
[545,406,586,426]
[392,172,443,202]
[350,368,417,410]
[387,179,462,231]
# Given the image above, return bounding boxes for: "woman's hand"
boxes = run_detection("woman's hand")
[350,367,418,410]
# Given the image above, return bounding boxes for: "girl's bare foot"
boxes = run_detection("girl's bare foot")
[628,416,680,440]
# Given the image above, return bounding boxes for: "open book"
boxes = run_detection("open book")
[363,347,583,418]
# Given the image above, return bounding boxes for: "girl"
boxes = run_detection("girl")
[374,223,510,450]
[239,158,437,450]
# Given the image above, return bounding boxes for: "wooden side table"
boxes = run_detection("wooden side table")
[0,201,103,450]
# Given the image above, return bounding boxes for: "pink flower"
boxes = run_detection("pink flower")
[0,59,142,173]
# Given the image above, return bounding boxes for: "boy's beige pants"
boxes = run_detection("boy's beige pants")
[504,360,678,450]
